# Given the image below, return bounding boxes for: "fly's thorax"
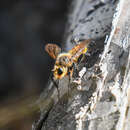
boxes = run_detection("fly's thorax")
[56,53,72,67]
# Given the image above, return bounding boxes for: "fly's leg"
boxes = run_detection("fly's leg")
[50,74,60,100]
[67,71,71,97]
[67,65,74,97]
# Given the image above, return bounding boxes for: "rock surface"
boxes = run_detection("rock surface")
[32,0,130,130]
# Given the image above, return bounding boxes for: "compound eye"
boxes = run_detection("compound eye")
[57,68,63,75]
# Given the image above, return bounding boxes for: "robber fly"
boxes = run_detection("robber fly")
[45,39,90,80]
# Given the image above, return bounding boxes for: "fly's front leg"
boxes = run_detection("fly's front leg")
[50,74,60,100]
